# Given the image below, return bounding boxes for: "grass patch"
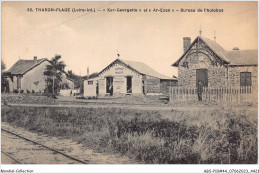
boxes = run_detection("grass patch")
[1,105,257,164]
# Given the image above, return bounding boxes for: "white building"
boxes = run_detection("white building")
[84,58,177,97]
[6,56,74,93]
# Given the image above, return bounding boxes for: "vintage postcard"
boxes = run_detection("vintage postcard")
[1,1,258,174]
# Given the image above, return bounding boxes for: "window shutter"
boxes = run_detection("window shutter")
[240,72,252,86]
[240,72,245,86]
[246,72,252,86]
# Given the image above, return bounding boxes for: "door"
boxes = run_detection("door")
[126,76,132,93]
[106,77,113,95]
[196,69,208,87]
[17,76,21,89]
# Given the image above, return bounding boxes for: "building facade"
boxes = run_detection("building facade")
[172,36,258,88]
[6,56,74,93]
[84,59,177,97]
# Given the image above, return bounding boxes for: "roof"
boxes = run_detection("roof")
[82,72,99,80]
[200,37,230,63]
[66,77,76,83]
[226,50,258,66]
[100,58,176,80]
[6,58,48,75]
[172,36,258,66]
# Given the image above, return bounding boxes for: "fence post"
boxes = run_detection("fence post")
[188,87,190,102]
[182,87,184,102]
[216,87,219,103]
[208,87,210,101]
[168,86,255,105]
[246,86,248,102]
[239,86,242,104]
[170,87,172,102]
[224,87,225,102]
[177,87,179,101]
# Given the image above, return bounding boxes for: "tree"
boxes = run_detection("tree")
[67,70,81,89]
[1,60,6,72]
[1,60,9,93]
[44,55,66,94]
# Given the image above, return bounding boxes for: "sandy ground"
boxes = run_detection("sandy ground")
[2,131,81,164]
[1,152,19,164]
[1,122,137,164]
[2,93,257,110]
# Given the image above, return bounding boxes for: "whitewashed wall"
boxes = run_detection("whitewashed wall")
[21,61,50,92]
[84,78,98,97]
[99,63,142,95]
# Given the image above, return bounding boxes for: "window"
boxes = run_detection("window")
[88,81,93,85]
[240,72,251,86]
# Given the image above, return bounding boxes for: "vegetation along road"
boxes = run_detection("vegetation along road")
[1,100,257,164]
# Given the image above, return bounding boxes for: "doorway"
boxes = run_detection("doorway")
[196,69,208,87]
[126,76,132,93]
[106,77,113,95]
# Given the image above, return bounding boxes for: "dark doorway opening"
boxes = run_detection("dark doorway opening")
[106,77,113,95]
[142,80,145,95]
[126,76,132,93]
[196,69,208,87]
[96,82,99,96]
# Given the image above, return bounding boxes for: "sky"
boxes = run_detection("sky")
[2,1,258,77]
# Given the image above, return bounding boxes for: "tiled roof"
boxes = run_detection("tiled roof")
[82,73,99,80]
[226,50,258,66]
[200,37,231,63]
[6,58,48,75]
[100,59,176,80]
[121,59,175,79]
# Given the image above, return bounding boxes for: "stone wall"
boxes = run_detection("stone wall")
[177,50,257,88]
[208,66,227,88]
[178,49,227,88]
[228,66,258,88]
[176,38,258,93]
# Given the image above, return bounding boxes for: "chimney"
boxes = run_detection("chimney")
[33,56,37,62]
[183,37,191,53]
[87,67,89,79]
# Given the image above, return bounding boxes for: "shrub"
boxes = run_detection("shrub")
[1,106,257,164]
[13,89,19,93]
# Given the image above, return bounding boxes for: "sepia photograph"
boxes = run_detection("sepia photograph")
[1,1,258,173]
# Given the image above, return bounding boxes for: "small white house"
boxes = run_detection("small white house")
[83,58,177,97]
[84,77,99,97]
[6,56,74,93]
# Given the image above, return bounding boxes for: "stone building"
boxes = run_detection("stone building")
[172,36,258,88]
[84,58,177,97]
[6,56,74,93]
